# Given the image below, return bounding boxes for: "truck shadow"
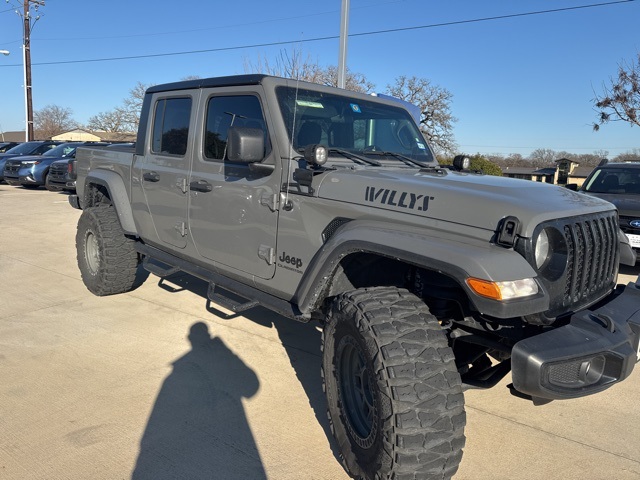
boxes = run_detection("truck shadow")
[135,273,342,477]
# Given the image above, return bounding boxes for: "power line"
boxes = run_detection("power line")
[31,0,407,42]
[0,0,635,68]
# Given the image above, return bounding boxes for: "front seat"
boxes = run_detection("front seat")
[296,122,322,149]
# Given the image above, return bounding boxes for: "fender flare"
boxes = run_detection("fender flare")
[294,219,548,317]
[83,169,138,236]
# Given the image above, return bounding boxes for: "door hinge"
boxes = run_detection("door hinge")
[260,192,279,212]
[175,221,187,237]
[258,245,276,265]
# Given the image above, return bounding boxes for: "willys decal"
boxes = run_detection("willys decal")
[365,186,433,211]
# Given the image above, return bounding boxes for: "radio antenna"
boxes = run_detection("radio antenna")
[283,40,304,209]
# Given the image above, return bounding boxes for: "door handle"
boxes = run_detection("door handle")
[143,171,160,182]
[190,179,212,192]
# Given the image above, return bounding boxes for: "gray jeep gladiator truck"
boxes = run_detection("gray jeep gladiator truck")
[70,74,640,480]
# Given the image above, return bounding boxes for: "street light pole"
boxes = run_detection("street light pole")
[0,51,10,141]
[337,0,350,89]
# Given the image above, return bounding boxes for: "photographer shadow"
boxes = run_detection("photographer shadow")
[132,321,266,480]
[133,273,341,479]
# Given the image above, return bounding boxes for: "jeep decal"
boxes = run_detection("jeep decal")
[365,186,433,211]
[278,251,304,274]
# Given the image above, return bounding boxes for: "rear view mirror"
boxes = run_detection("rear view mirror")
[227,127,264,164]
[565,183,578,191]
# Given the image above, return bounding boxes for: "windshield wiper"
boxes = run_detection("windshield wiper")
[364,150,431,168]
[328,148,381,166]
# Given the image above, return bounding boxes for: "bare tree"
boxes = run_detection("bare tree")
[34,105,78,139]
[528,148,558,167]
[613,148,640,161]
[87,81,152,134]
[87,108,129,133]
[121,81,151,132]
[244,49,374,93]
[386,76,457,155]
[593,54,640,131]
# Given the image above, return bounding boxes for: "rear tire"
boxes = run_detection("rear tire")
[76,205,140,296]
[322,287,465,480]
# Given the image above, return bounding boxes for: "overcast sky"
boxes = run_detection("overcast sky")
[0,0,638,157]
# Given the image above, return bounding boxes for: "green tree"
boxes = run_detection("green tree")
[439,154,502,176]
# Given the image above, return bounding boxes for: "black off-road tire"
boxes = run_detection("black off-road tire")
[76,205,140,296]
[322,287,466,480]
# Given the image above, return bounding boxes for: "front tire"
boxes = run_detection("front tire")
[322,287,465,480]
[76,205,140,296]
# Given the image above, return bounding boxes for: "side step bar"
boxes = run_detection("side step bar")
[207,283,259,314]
[135,242,309,323]
[143,257,180,277]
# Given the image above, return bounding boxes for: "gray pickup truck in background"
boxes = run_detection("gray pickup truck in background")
[69,75,640,480]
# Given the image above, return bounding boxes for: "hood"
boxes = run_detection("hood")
[581,191,640,218]
[315,167,614,238]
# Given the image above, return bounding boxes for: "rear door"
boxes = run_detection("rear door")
[138,93,196,248]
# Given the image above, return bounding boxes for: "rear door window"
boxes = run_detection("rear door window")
[151,97,192,156]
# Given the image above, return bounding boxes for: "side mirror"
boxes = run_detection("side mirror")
[227,127,264,164]
[565,183,578,191]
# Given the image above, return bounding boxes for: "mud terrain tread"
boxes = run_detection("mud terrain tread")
[322,286,465,480]
[76,205,139,296]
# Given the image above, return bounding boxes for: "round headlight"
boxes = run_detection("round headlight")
[534,228,550,269]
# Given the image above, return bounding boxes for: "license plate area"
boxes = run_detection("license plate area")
[625,233,640,248]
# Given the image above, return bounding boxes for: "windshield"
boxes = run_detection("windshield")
[43,143,79,157]
[276,86,435,165]
[583,167,640,194]
[4,141,43,155]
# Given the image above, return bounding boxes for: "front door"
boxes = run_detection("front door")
[188,88,280,279]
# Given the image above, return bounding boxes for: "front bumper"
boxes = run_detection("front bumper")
[19,174,38,185]
[511,280,640,400]
[4,176,21,186]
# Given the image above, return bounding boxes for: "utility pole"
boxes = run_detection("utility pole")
[337,0,350,89]
[9,0,44,141]
[22,0,44,141]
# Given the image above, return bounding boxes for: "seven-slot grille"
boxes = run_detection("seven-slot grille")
[563,212,618,305]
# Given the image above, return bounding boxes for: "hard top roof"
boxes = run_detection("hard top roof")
[599,161,640,169]
[145,74,269,94]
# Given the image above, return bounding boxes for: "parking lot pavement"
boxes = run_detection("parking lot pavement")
[1,183,639,480]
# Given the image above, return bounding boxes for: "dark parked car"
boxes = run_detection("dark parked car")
[572,160,640,255]
[46,142,113,192]
[0,141,60,182]
[0,142,21,153]
[3,142,83,188]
